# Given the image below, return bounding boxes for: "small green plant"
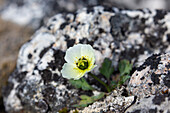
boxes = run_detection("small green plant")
[119,60,132,76]
[61,44,133,109]
[69,58,132,108]
[69,59,132,108]
[111,59,132,88]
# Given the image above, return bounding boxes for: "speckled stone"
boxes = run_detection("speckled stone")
[1,0,170,29]
[125,94,170,113]
[3,6,170,112]
[128,52,170,99]
[72,87,135,113]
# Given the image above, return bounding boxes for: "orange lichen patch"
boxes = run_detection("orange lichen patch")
[161,88,169,94]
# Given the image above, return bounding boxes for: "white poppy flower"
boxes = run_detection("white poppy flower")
[61,44,97,80]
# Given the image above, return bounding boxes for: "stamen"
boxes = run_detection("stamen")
[76,57,89,70]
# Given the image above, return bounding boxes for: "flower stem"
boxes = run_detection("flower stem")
[89,73,111,93]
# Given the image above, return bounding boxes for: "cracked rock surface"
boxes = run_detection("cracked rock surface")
[3,6,170,113]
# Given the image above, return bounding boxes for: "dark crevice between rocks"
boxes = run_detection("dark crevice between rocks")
[124,96,137,113]
[121,88,129,97]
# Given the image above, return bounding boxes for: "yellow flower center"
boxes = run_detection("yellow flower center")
[76,57,88,70]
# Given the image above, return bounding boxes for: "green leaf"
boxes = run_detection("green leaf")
[73,93,105,108]
[122,75,131,83]
[69,78,94,91]
[91,92,105,101]
[118,60,132,76]
[99,58,114,80]
[73,104,88,108]
[80,95,92,100]
[73,95,93,108]
[110,81,117,89]
[118,75,131,86]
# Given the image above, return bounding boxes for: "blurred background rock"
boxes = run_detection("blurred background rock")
[0,0,170,112]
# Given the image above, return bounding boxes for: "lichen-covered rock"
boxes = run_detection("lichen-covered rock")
[125,94,170,113]
[73,87,135,113]
[127,52,170,113]
[1,0,170,29]
[0,0,121,28]
[3,6,170,112]
[128,52,170,99]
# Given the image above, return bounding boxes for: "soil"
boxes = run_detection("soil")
[0,17,33,113]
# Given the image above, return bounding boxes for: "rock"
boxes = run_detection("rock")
[0,0,117,29]
[126,52,170,113]
[3,6,170,112]
[73,87,135,113]
[1,0,170,29]
[125,94,170,113]
[81,51,170,113]
[128,52,170,99]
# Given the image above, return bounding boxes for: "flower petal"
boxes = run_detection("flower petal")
[81,44,95,62]
[65,44,82,63]
[80,44,95,69]
[62,44,97,80]
[61,63,86,80]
